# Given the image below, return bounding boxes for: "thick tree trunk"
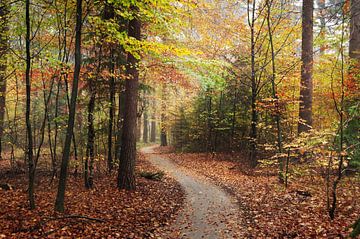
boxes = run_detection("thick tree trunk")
[25,0,35,210]
[55,0,82,212]
[298,0,314,133]
[0,1,8,160]
[117,13,141,190]
[350,0,360,59]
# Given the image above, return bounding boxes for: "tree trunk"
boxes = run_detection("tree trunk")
[0,1,8,160]
[150,119,156,142]
[143,107,148,143]
[317,0,326,54]
[115,90,125,162]
[266,0,284,182]
[350,0,360,59]
[25,0,35,210]
[160,85,167,147]
[85,83,95,189]
[298,0,314,133]
[136,116,141,142]
[150,100,156,142]
[117,12,141,190]
[107,65,115,172]
[104,4,115,173]
[248,0,258,167]
[160,128,167,146]
[55,0,82,212]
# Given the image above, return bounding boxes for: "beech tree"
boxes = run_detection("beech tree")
[298,0,314,133]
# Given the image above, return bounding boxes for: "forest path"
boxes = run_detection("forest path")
[141,146,244,239]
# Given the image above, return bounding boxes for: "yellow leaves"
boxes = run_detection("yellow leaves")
[144,40,192,57]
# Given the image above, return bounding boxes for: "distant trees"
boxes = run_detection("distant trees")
[0,0,358,221]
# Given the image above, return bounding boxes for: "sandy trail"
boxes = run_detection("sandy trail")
[142,146,244,239]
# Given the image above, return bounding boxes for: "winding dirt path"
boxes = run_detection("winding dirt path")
[142,146,245,239]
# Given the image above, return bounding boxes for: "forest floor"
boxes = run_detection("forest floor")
[142,146,245,238]
[0,153,184,238]
[154,146,360,238]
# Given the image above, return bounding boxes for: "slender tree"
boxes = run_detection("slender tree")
[160,85,167,147]
[143,103,148,143]
[0,0,8,160]
[150,99,156,142]
[116,89,125,161]
[298,0,314,133]
[25,0,35,210]
[317,0,326,54]
[266,0,284,181]
[248,0,258,167]
[104,4,116,173]
[85,79,95,189]
[55,0,82,212]
[117,9,141,190]
[150,118,156,142]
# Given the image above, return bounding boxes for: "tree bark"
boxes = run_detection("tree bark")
[0,1,8,160]
[55,0,82,212]
[298,0,314,133]
[350,0,360,59]
[117,12,141,190]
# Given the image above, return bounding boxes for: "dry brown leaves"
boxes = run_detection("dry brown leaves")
[155,147,360,238]
[0,153,184,238]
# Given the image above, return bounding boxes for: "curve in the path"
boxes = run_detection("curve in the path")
[142,146,244,239]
